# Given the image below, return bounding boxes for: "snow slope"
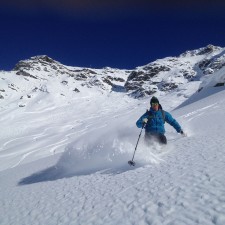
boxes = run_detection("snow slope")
[1,78,225,225]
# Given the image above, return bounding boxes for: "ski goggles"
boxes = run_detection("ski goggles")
[151,103,159,106]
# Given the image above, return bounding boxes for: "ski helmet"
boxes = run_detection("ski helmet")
[150,96,159,105]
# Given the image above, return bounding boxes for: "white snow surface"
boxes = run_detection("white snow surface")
[1,69,225,225]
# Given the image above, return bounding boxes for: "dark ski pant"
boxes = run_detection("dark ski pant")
[145,132,167,145]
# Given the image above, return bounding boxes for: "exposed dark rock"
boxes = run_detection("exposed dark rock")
[180,45,222,57]
[142,65,170,74]
[198,52,225,75]
[82,69,97,74]
[73,88,80,92]
[127,71,144,81]
[74,74,88,81]
[39,86,49,93]
[197,45,215,55]
[37,55,55,63]
[125,64,171,94]
[182,70,196,80]
[8,84,18,91]
[214,82,224,87]
[199,59,211,70]
[61,81,68,85]
[89,78,105,89]
[129,87,157,98]
[32,87,38,92]
[51,65,58,70]
[113,77,125,82]
[13,61,32,71]
[161,83,179,91]
[102,78,113,86]
[198,87,203,92]
[16,70,38,79]
[44,67,49,72]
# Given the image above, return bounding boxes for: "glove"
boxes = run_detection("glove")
[180,130,187,136]
[142,118,148,124]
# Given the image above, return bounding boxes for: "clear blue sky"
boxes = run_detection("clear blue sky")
[1,0,225,70]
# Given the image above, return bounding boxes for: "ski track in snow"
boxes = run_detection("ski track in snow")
[0,97,138,170]
[1,89,225,225]
[1,130,225,225]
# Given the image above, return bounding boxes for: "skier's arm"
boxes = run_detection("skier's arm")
[165,112,182,133]
[136,112,148,128]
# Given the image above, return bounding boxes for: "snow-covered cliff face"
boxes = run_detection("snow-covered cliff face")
[13,55,129,92]
[0,45,225,105]
[0,55,130,106]
[125,45,225,97]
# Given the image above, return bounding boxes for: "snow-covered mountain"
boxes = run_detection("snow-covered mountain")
[125,44,225,97]
[1,44,225,107]
[0,55,130,111]
[0,45,225,225]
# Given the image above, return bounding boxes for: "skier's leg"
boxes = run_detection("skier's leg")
[144,132,153,145]
[158,134,167,145]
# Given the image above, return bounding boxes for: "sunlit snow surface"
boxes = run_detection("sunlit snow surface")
[1,68,225,224]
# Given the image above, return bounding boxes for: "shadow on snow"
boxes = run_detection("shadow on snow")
[17,163,138,186]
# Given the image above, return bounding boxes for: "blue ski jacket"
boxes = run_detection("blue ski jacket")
[136,108,182,134]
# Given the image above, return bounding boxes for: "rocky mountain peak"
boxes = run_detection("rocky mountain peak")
[31,55,56,63]
[124,45,225,98]
[1,45,225,105]
[12,55,67,80]
[180,44,222,57]
[13,55,58,71]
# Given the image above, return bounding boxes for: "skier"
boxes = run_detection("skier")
[136,96,185,144]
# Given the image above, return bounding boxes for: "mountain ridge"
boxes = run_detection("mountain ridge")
[1,44,225,106]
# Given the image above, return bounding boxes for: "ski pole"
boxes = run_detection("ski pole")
[128,123,145,166]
